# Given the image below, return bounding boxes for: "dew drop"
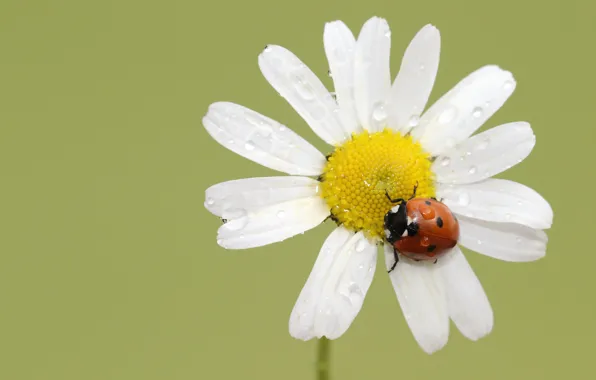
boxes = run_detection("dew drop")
[384,30,391,37]
[458,192,471,206]
[469,166,477,174]
[239,234,245,239]
[277,210,286,219]
[472,107,483,118]
[516,237,522,244]
[477,239,482,245]
[206,197,215,206]
[505,213,512,220]
[228,139,235,145]
[244,142,255,151]
[440,157,451,166]
[503,80,514,90]
[293,76,315,100]
[408,115,420,127]
[263,45,272,53]
[355,239,366,252]
[217,239,223,245]
[419,64,425,71]
[279,125,287,132]
[517,200,523,206]
[372,103,387,122]
[438,106,457,124]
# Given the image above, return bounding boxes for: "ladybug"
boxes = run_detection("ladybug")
[384,183,460,273]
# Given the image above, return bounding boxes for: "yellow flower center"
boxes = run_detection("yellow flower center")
[320,129,435,239]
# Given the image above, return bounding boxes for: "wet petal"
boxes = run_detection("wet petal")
[259,45,347,145]
[354,17,391,132]
[437,179,553,229]
[384,244,449,354]
[203,102,326,175]
[437,246,493,341]
[433,122,535,184]
[414,65,516,156]
[290,228,377,340]
[216,196,329,249]
[324,20,360,136]
[387,24,441,134]
[458,216,548,262]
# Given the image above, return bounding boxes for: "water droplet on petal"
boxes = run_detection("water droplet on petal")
[458,192,471,206]
[503,80,514,90]
[516,237,522,243]
[239,234,245,239]
[228,139,234,145]
[440,157,451,166]
[438,106,457,124]
[293,76,315,100]
[505,213,512,220]
[277,210,286,218]
[477,239,482,245]
[472,107,483,118]
[469,166,477,174]
[279,125,286,132]
[372,103,387,123]
[245,142,255,151]
[408,115,420,127]
[355,239,367,252]
[263,45,272,53]
[206,197,215,205]
[419,64,425,71]
[216,239,223,245]
[517,200,523,206]
[384,30,391,37]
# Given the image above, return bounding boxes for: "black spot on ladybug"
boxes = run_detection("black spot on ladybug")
[436,217,444,228]
[427,244,437,252]
[425,200,431,205]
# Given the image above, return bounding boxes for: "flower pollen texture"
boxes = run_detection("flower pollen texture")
[320,129,435,238]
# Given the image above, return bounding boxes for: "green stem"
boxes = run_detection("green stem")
[316,337,330,380]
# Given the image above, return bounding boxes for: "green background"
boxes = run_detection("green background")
[0,0,592,379]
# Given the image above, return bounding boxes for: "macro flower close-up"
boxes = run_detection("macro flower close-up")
[203,16,553,354]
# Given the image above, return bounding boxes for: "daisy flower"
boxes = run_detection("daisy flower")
[202,17,553,354]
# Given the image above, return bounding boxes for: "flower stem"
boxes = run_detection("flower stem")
[316,337,330,380]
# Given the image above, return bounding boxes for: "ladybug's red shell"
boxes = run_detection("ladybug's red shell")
[394,198,459,261]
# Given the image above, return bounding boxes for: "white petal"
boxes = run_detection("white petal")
[258,45,347,145]
[387,24,441,134]
[203,102,326,175]
[217,196,329,249]
[413,65,516,156]
[290,228,377,340]
[458,216,548,262]
[205,176,319,217]
[354,17,391,132]
[437,179,553,229]
[437,246,493,341]
[384,244,449,354]
[324,21,360,137]
[433,122,535,184]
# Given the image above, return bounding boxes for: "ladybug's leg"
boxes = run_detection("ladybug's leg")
[409,181,419,200]
[387,249,399,273]
[385,190,405,204]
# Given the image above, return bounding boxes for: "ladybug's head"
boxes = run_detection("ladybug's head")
[384,203,407,244]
